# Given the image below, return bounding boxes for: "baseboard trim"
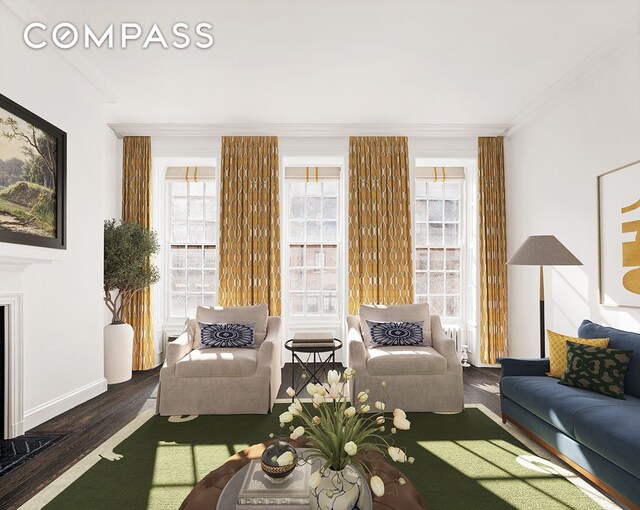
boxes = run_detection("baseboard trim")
[23,378,108,431]
[503,413,638,510]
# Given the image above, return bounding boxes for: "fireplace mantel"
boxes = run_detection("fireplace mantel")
[0,255,58,273]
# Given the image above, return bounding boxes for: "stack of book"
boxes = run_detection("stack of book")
[291,332,334,349]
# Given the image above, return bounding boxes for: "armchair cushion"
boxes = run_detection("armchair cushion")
[367,346,447,376]
[175,347,258,378]
[359,303,432,347]
[196,304,269,346]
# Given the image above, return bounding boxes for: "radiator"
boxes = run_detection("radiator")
[442,324,461,352]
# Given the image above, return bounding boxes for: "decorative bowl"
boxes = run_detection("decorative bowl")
[261,441,297,479]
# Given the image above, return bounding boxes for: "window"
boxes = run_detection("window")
[167,167,217,319]
[285,167,340,320]
[414,168,464,319]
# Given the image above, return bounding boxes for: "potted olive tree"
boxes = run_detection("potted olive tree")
[103,219,160,384]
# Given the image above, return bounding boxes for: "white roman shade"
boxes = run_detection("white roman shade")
[285,166,340,181]
[165,166,215,181]
[415,166,465,181]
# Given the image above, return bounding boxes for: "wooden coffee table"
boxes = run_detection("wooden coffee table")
[179,438,426,510]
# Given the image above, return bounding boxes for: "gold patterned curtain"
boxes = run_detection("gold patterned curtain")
[478,136,509,364]
[219,136,281,315]
[348,136,414,314]
[121,136,155,370]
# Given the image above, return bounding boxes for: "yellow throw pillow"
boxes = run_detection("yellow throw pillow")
[547,330,609,378]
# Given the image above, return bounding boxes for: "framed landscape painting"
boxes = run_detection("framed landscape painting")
[598,160,640,308]
[0,93,66,249]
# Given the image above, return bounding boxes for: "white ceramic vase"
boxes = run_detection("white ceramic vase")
[310,465,365,510]
[104,323,134,384]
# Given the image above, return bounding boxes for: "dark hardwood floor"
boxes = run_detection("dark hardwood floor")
[0,365,500,510]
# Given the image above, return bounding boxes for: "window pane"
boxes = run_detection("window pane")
[204,181,216,197]
[416,295,429,304]
[415,223,428,246]
[323,270,337,291]
[203,294,216,307]
[429,272,444,294]
[290,269,304,291]
[305,245,323,267]
[444,223,459,245]
[171,246,186,268]
[189,222,204,243]
[171,182,187,196]
[187,270,202,292]
[187,247,203,268]
[428,200,443,222]
[444,183,459,199]
[290,182,305,195]
[430,248,445,270]
[203,271,216,292]
[290,197,305,220]
[323,221,337,244]
[190,182,204,196]
[446,272,460,294]
[290,246,303,267]
[189,197,204,221]
[446,296,461,318]
[170,294,185,317]
[428,182,443,198]
[416,249,429,270]
[428,223,443,245]
[307,197,322,220]
[204,222,216,243]
[306,269,321,291]
[307,221,321,242]
[446,248,460,270]
[290,221,304,242]
[323,294,337,314]
[416,272,428,294]
[290,293,304,314]
[171,270,186,292]
[171,198,187,221]
[444,200,459,222]
[415,200,427,222]
[415,181,426,199]
[323,197,337,219]
[186,295,200,317]
[204,198,216,220]
[306,182,322,195]
[429,296,444,316]
[324,246,337,267]
[204,247,216,268]
[306,294,321,314]
[172,222,188,243]
[323,181,338,196]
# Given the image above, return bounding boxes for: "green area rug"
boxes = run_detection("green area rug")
[38,405,610,510]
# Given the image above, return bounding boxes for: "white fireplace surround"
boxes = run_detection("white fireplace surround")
[2,293,24,439]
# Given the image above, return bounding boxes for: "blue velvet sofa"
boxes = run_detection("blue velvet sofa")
[499,320,640,508]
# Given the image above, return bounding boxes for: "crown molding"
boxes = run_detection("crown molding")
[507,17,640,134]
[1,0,118,102]
[108,123,510,139]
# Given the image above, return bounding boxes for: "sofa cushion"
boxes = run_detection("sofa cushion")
[366,346,446,376]
[359,304,432,347]
[196,305,268,346]
[501,375,639,436]
[175,348,258,378]
[578,320,640,398]
[573,402,640,479]
[546,329,609,378]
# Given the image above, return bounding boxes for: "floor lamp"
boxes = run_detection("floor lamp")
[507,235,582,358]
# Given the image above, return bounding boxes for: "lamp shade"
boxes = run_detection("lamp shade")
[507,235,582,266]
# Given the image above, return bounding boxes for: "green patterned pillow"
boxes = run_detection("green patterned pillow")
[559,341,633,399]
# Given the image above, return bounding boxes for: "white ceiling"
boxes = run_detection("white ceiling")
[28,0,640,126]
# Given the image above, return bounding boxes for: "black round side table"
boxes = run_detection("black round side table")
[284,339,342,400]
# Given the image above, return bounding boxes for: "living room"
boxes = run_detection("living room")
[0,1,639,509]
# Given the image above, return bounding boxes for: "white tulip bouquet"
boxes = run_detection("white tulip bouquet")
[274,368,413,498]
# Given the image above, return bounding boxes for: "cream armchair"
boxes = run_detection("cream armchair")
[158,316,282,415]
[347,314,463,412]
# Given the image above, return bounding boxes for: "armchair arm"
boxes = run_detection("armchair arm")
[498,357,550,377]
[431,316,461,372]
[257,316,281,374]
[165,330,193,369]
[347,315,367,372]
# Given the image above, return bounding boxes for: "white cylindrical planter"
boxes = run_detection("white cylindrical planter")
[104,323,134,384]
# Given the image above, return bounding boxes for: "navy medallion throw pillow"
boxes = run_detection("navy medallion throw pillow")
[366,320,425,348]
[198,322,256,349]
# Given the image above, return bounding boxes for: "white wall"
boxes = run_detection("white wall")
[0,5,107,431]
[505,40,640,358]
